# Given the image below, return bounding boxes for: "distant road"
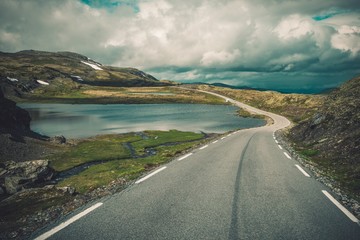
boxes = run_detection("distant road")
[34,90,359,240]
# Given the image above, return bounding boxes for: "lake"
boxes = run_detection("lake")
[19,103,266,138]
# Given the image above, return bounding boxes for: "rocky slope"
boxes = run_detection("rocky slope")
[0,50,168,100]
[0,89,30,133]
[289,76,360,194]
[0,89,57,162]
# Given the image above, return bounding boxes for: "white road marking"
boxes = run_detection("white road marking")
[322,190,359,223]
[278,144,283,150]
[135,167,167,184]
[283,152,291,159]
[295,165,310,177]
[221,137,226,140]
[275,140,279,144]
[178,153,193,161]
[212,140,218,144]
[34,202,103,240]
[199,145,208,150]
[273,136,276,140]
[227,134,232,137]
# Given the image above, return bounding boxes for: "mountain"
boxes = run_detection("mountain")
[0,50,169,99]
[288,76,360,193]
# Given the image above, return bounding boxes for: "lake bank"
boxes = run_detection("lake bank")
[19,103,266,138]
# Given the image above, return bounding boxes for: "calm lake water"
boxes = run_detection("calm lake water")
[19,103,265,138]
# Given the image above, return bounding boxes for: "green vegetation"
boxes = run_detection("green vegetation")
[298,148,320,158]
[23,84,226,105]
[236,108,266,120]
[50,134,140,171]
[57,160,144,193]
[52,130,209,193]
[131,130,205,155]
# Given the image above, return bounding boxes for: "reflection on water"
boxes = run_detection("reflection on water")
[19,103,265,138]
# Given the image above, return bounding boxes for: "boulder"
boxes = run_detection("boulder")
[1,160,55,194]
[0,88,31,132]
[4,176,24,194]
[51,135,66,144]
[57,186,76,195]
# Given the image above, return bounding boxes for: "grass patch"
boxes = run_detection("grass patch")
[132,130,205,155]
[26,85,227,105]
[55,130,208,194]
[57,159,144,193]
[50,134,141,171]
[236,108,266,119]
[299,149,319,158]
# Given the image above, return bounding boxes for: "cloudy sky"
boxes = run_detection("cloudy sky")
[1,0,360,93]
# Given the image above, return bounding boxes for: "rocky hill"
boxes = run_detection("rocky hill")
[288,76,360,194]
[0,50,168,100]
[0,88,56,162]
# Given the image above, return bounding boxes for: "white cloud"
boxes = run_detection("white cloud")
[200,49,240,66]
[0,0,359,91]
[274,15,314,40]
[331,32,360,54]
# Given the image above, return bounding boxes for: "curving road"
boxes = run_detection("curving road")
[33,91,359,240]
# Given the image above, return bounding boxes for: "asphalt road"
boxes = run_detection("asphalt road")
[33,91,360,240]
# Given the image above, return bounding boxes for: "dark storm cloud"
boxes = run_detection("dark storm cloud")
[0,0,359,92]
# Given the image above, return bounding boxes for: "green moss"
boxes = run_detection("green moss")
[132,130,204,155]
[57,159,144,193]
[50,134,141,171]
[55,130,208,194]
[299,149,319,157]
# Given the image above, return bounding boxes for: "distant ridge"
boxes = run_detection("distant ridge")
[0,50,171,99]
[185,82,331,94]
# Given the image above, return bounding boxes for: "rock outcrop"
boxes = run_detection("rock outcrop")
[0,88,31,133]
[0,160,55,194]
[289,76,360,164]
[288,76,360,193]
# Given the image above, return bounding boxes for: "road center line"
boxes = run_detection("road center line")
[295,164,310,177]
[322,190,359,223]
[178,153,193,161]
[135,167,167,184]
[34,202,103,240]
[283,152,291,159]
[278,144,283,150]
[212,140,218,144]
[199,145,208,150]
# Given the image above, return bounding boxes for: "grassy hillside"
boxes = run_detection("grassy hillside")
[288,76,360,195]
[187,84,324,123]
[0,50,229,104]
[0,50,171,101]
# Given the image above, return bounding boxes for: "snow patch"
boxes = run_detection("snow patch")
[71,75,84,81]
[37,80,50,85]
[7,77,18,82]
[81,61,103,70]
